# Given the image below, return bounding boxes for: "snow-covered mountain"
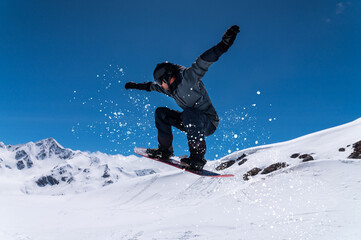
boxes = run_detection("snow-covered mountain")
[0,137,169,195]
[0,118,361,240]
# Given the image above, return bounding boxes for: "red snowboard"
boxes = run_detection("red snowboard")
[134,147,234,178]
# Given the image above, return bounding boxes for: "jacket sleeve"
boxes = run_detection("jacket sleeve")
[183,57,213,83]
[148,82,168,94]
[132,82,161,93]
[183,42,228,83]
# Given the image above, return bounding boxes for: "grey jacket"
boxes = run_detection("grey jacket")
[147,57,219,128]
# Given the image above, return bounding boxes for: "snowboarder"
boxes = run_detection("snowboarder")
[125,25,240,171]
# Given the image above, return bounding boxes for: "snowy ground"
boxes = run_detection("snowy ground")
[1,118,361,240]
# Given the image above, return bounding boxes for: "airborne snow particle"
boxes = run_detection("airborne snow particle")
[257,91,261,95]
[255,141,259,144]
[234,134,238,138]
[252,104,256,107]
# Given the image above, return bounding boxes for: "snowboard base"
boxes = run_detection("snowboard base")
[134,147,234,178]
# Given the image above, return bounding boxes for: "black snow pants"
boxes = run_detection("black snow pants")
[155,107,216,159]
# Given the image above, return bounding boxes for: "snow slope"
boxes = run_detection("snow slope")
[0,118,361,240]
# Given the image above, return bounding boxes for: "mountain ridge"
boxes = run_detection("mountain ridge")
[0,118,360,195]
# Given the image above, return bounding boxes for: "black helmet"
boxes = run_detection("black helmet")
[153,62,177,86]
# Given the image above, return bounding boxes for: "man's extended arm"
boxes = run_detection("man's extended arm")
[200,25,240,62]
[124,81,166,94]
[184,25,240,81]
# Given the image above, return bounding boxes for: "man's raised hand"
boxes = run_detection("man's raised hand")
[222,25,240,47]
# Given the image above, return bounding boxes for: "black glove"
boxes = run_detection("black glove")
[125,81,152,91]
[221,25,240,48]
[125,82,137,90]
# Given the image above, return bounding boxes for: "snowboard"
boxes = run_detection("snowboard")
[134,147,234,177]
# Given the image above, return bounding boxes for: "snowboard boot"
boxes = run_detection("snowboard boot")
[146,145,174,160]
[180,155,207,171]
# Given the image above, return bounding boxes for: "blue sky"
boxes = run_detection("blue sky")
[1,0,360,159]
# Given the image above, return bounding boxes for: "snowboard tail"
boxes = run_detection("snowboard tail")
[134,147,233,177]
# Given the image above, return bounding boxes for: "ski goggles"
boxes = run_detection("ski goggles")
[154,71,172,86]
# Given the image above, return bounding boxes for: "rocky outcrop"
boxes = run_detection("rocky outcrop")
[15,150,33,169]
[243,162,289,181]
[15,150,28,160]
[1,138,74,172]
[134,169,156,176]
[348,140,361,159]
[261,162,289,174]
[299,154,314,162]
[216,153,247,170]
[290,153,314,162]
[35,138,74,160]
[17,160,25,170]
[36,176,60,187]
[102,164,111,178]
[243,167,262,181]
[238,158,248,166]
[216,160,235,171]
[103,180,114,186]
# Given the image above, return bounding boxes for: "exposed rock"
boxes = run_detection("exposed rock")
[66,177,74,184]
[11,144,20,152]
[339,148,345,152]
[243,167,262,181]
[348,140,361,159]
[238,158,248,166]
[134,169,156,176]
[36,149,47,160]
[103,180,114,186]
[216,160,235,171]
[237,153,247,161]
[36,176,59,187]
[0,142,5,148]
[17,160,25,170]
[35,138,74,160]
[15,150,33,169]
[26,159,33,168]
[60,177,74,184]
[102,164,111,178]
[53,164,73,175]
[299,154,314,162]
[15,150,28,160]
[261,162,289,174]
[290,153,300,158]
[51,147,73,159]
